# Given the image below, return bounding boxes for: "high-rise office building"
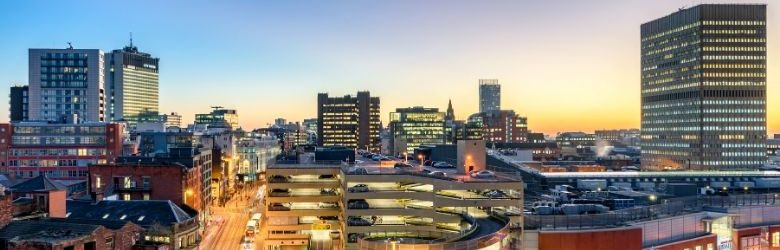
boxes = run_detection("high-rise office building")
[9,85,29,122]
[479,79,500,113]
[389,107,446,154]
[28,48,105,122]
[317,91,380,152]
[640,4,767,170]
[105,42,160,124]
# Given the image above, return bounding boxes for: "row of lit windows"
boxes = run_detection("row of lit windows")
[721,143,766,148]
[642,83,698,94]
[702,63,765,69]
[703,81,765,87]
[641,22,700,42]
[702,20,765,26]
[702,72,766,78]
[703,38,766,43]
[10,148,107,157]
[703,117,765,122]
[702,29,759,35]
[643,110,701,117]
[721,152,764,157]
[702,126,765,131]
[703,55,765,60]
[703,108,763,114]
[702,46,765,51]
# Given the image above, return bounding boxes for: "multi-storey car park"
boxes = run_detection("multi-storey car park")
[261,143,524,250]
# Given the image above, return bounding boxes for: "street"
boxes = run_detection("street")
[201,183,262,250]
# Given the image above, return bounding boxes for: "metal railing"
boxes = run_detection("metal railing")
[525,193,780,230]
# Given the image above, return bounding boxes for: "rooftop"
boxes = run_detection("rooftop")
[11,175,66,193]
[66,200,196,228]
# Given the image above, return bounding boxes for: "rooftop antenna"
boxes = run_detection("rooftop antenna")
[129,32,134,47]
[66,42,73,49]
[211,106,224,111]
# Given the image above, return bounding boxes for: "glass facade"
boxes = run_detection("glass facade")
[479,79,500,113]
[640,4,767,170]
[105,46,160,124]
[389,107,446,154]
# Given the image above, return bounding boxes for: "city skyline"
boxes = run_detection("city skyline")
[1,0,779,135]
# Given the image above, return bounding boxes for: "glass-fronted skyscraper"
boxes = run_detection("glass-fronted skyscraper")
[389,107,446,154]
[105,44,160,125]
[28,48,105,122]
[640,4,767,170]
[195,108,239,129]
[479,79,501,113]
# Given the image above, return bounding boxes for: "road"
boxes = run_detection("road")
[201,183,261,250]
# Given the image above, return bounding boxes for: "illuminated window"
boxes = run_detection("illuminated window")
[772,232,780,247]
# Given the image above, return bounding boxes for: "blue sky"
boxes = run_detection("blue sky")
[0,0,777,134]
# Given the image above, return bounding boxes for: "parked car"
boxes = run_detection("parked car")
[429,171,447,177]
[319,174,334,179]
[482,190,506,198]
[348,199,370,209]
[347,216,373,226]
[394,163,413,169]
[470,170,495,179]
[319,202,339,209]
[423,160,434,166]
[349,168,368,174]
[270,189,290,196]
[319,216,339,221]
[433,162,454,169]
[348,184,370,193]
[269,203,291,211]
[371,155,382,161]
[320,189,337,195]
[269,175,289,183]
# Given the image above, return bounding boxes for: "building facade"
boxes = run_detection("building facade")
[0,122,124,180]
[388,107,446,155]
[28,48,105,122]
[479,79,501,113]
[317,92,380,152]
[9,85,28,122]
[640,4,767,170]
[105,44,160,124]
[467,110,528,143]
[195,108,239,129]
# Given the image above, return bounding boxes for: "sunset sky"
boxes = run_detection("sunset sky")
[0,0,777,136]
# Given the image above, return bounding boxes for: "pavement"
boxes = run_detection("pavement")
[201,183,262,250]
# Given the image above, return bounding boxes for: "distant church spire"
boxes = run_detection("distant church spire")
[445,99,455,121]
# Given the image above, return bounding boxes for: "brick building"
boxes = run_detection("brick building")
[88,161,204,219]
[0,122,124,180]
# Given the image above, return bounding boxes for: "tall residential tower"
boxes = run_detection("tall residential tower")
[28,48,105,122]
[479,79,500,113]
[640,4,767,170]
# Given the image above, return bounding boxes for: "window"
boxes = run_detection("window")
[122,193,130,201]
[773,232,780,247]
[105,237,114,250]
[95,175,101,189]
[143,193,150,200]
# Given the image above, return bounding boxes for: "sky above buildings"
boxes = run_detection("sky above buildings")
[0,0,777,135]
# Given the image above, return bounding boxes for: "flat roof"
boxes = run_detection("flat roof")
[541,171,780,179]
